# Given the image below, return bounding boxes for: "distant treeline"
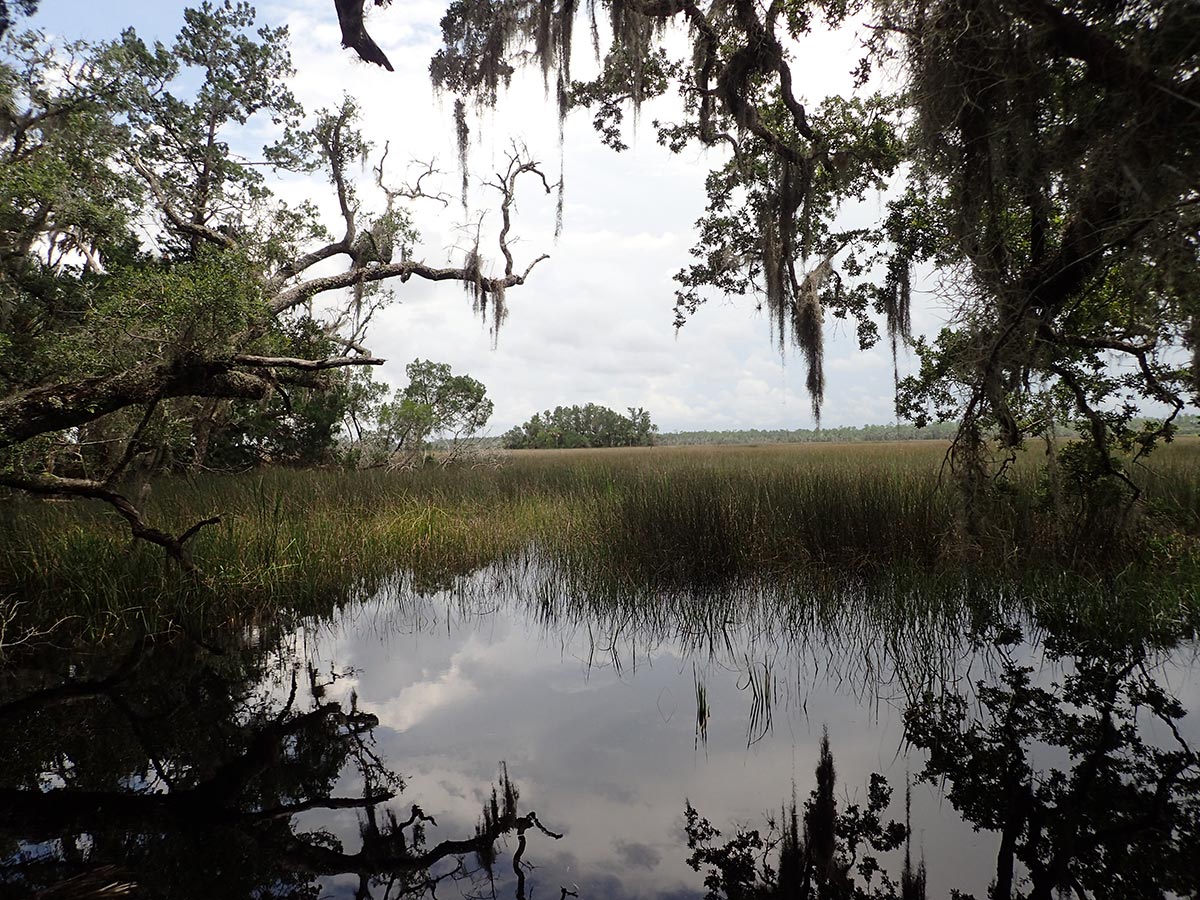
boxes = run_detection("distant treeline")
[657,422,962,445]
[657,415,1200,446]
[441,415,1200,451]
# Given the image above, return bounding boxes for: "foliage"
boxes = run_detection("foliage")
[432,0,910,424]
[0,4,550,566]
[429,0,1200,508]
[0,0,35,38]
[502,403,656,449]
[885,0,1200,487]
[371,359,494,466]
[658,421,963,446]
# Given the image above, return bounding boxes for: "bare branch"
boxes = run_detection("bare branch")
[0,472,219,572]
[231,354,385,371]
[307,105,361,249]
[520,254,550,281]
[268,239,351,288]
[489,146,554,279]
[326,332,372,355]
[270,258,546,314]
[376,144,451,209]
[243,791,396,822]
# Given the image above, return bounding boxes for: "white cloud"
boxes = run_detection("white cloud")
[373,655,478,733]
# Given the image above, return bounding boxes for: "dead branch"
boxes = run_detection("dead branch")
[270,258,546,314]
[488,145,554,279]
[376,144,451,209]
[231,354,385,371]
[0,472,219,573]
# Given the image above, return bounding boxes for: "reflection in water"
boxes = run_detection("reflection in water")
[684,731,918,900]
[906,627,1200,899]
[0,565,1197,898]
[0,634,565,899]
[684,625,1200,899]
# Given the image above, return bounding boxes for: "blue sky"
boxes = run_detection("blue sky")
[26,1,942,433]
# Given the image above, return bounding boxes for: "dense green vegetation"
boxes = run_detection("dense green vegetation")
[3,0,1197,576]
[3,441,1198,645]
[658,415,1200,446]
[2,4,1198,898]
[342,359,494,467]
[658,421,962,445]
[501,403,657,449]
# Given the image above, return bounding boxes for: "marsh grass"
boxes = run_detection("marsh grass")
[2,440,1199,639]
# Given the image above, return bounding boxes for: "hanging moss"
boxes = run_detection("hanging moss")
[453,97,470,212]
[430,1,907,423]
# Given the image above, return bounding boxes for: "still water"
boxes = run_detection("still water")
[2,566,1198,899]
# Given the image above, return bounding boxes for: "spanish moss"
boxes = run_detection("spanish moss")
[453,96,470,212]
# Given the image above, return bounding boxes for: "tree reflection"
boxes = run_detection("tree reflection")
[0,634,561,899]
[905,625,1199,900]
[684,729,916,899]
[686,624,1199,899]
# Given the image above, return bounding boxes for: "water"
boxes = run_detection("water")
[1,566,1198,899]
[299,589,988,898]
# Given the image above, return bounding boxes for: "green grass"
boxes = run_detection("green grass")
[2,440,1199,641]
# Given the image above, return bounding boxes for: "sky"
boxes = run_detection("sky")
[26,0,950,434]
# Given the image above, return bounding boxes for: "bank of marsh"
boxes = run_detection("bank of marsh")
[2,440,1199,635]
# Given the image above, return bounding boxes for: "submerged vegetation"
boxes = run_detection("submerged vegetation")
[3,441,1198,643]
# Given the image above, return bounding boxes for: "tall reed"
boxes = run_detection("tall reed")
[2,440,1197,640]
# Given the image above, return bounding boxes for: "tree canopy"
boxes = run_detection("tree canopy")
[503,403,657,448]
[428,0,1200,495]
[367,359,494,465]
[0,3,551,566]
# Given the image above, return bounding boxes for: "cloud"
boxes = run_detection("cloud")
[372,655,478,733]
[300,586,1012,900]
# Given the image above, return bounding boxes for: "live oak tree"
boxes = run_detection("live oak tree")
[0,3,551,569]
[502,403,656,449]
[423,0,1200,511]
[881,0,1200,516]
